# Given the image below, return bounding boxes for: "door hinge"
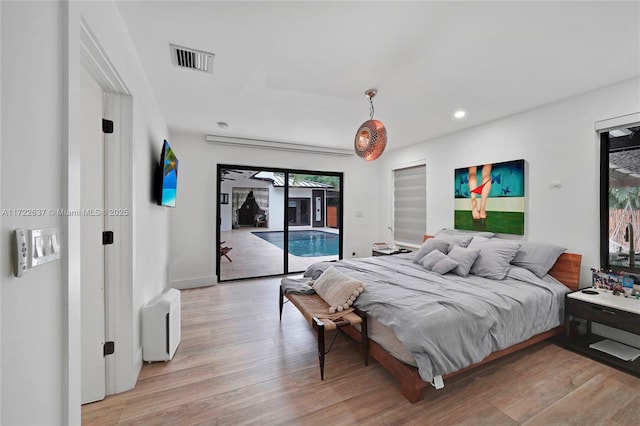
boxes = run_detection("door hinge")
[102,119,114,134]
[102,231,114,245]
[103,341,115,357]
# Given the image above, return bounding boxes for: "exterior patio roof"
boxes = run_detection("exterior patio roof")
[253,172,334,188]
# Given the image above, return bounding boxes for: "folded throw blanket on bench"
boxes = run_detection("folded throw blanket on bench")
[281,277,316,295]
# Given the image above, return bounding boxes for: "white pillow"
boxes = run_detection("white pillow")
[312,266,366,313]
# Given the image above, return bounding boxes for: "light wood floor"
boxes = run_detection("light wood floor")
[83,277,640,425]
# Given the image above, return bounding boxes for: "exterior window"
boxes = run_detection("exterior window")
[601,126,640,273]
[217,166,343,281]
[393,164,426,245]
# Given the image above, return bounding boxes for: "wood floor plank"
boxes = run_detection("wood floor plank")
[522,373,639,425]
[82,277,640,425]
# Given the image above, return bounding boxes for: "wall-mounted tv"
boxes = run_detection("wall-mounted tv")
[156,139,179,207]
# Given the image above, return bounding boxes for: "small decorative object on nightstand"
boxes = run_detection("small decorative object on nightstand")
[372,247,412,256]
[564,288,640,375]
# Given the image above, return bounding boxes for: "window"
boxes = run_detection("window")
[601,126,640,273]
[217,165,343,281]
[393,164,426,245]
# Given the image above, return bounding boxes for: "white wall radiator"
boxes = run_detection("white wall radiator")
[142,288,181,362]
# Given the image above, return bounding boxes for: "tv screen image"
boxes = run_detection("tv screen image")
[158,140,178,207]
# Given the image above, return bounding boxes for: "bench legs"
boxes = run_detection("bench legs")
[361,311,369,366]
[314,317,326,380]
[280,285,369,381]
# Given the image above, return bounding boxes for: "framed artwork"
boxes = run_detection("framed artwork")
[220,193,229,204]
[454,159,525,235]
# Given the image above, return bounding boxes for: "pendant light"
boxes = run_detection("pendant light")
[354,89,387,161]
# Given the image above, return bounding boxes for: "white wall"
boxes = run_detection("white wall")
[1,3,65,424]
[0,2,3,420]
[168,131,379,288]
[377,77,640,289]
[1,1,170,424]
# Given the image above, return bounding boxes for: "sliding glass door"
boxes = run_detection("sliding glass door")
[217,165,343,282]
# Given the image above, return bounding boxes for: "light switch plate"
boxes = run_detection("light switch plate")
[13,227,61,276]
[31,228,60,267]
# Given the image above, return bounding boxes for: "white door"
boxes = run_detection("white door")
[80,66,107,404]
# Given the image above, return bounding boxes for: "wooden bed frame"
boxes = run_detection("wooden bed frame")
[341,235,582,403]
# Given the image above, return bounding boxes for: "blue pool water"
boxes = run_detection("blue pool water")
[252,230,339,257]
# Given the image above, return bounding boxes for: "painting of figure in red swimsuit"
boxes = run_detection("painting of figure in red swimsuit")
[454,159,525,235]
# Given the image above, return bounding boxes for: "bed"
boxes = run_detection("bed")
[303,233,582,403]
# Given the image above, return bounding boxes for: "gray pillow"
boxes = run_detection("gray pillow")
[435,228,495,239]
[420,250,459,275]
[420,250,448,270]
[431,257,460,275]
[511,241,566,278]
[412,239,451,264]
[447,246,481,277]
[468,237,522,280]
[433,233,474,248]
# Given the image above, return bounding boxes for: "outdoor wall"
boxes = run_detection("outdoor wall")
[220,175,272,231]
[168,131,379,289]
[377,77,640,289]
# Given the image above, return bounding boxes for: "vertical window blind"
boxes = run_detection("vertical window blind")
[393,165,426,245]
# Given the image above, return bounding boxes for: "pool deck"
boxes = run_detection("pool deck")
[219,226,339,281]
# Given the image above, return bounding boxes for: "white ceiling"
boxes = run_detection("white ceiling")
[115,1,640,152]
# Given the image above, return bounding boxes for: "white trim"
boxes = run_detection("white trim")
[170,276,217,290]
[79,19,135,397]
[595,112,640,132]
[80,18,129,95]
[102,93,135,394]
[390,158,427,172]
[63,3,82,423]
[206,135,354,157]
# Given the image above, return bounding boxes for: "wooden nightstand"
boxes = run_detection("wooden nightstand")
[564,290,640,376]
[372,247,412,256]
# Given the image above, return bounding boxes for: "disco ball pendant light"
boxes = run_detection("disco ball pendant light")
[354,89,387,161]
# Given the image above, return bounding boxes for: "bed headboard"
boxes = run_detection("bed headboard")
[422,235,581,291]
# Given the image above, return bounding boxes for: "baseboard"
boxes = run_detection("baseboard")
[170,275,217,290]
[135,346,143,373]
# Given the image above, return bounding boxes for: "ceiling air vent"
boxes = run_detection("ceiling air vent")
[170,44,214,74]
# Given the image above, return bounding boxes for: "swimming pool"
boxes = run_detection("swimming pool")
[252,230,339,257]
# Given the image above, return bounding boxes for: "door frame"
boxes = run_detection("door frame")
[79,18,134,397]
[216,165,344,282]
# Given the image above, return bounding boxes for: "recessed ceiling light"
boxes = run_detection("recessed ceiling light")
[217,122,229,129]
[454,110,466,119]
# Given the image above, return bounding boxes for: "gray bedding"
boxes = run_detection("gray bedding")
[304,253,569,383]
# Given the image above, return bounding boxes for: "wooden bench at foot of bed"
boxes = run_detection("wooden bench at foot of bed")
[279,286,369,380]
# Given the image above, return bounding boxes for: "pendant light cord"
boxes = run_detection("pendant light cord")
[369,96,375,120]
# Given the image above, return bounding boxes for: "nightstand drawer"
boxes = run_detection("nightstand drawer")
[566,297,640,335]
